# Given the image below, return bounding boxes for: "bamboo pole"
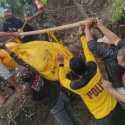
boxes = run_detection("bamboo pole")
[19,20,93,36]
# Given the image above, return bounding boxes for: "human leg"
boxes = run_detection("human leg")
[51,92,83,125]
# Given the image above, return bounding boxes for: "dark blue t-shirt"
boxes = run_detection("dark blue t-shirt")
[3,16,37,42]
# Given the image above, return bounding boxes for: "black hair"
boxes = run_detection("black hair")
[70,57,86,75]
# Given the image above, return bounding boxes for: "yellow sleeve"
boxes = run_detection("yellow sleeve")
[80,36,96,62]
[58,67,71,90]
[0,49,16,69]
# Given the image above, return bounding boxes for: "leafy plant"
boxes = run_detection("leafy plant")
[112,0,125,22]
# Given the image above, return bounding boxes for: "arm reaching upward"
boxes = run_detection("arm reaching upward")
[81,20,96,62]
[102,80,125,103]
[0,32,19,37]
[97,20,121,45]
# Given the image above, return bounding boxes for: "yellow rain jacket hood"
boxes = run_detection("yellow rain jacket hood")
[6,41,72,81]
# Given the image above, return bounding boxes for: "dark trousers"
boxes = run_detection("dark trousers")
[51,92,83,125]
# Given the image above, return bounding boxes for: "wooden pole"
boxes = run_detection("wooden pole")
[19,20,90,36]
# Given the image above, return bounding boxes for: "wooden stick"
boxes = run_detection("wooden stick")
[19,20,90,36]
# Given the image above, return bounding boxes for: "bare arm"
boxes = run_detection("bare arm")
[97,20,121,45]
[108,87,125,103]
[0,32,19,37]
[84,22,93,41]
[102,80,125,103]
[83,19,120,60]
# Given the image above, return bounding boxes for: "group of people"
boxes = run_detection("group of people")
[0,0,125,125]
[0,0,48,102]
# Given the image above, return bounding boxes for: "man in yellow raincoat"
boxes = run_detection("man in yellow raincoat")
[55,20,125,125]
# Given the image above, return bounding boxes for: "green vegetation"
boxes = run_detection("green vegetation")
[0,0,31,16]
[112,0,125,22]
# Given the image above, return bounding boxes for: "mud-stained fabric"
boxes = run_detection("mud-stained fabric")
[6,41,73,81]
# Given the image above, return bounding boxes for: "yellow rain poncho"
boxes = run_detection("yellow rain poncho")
[58,36,117,119]
[6,41,73,81]
[0,49,16,69]
[0,38,21,69]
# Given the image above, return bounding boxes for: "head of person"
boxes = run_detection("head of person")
[4,8,13,19]
[69,56,87,75]
[117,47,125,68]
